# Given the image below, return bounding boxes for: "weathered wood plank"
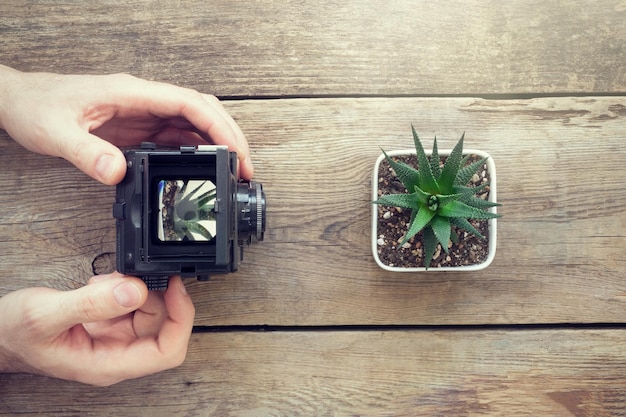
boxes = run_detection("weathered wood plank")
[1,329,625,416]
[1,96,625,325]
[1,0,624,96]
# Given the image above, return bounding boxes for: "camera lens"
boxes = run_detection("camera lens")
[236,181,266,243]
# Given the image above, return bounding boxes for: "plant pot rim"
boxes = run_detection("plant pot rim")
[371,148,498,272]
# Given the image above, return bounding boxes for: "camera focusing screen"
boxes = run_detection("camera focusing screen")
[158,179,217,242]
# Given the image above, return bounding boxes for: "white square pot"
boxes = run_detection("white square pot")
[371,149,498,272]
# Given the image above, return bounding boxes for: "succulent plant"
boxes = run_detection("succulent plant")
[160,179,217,241]
[374,126,501,269]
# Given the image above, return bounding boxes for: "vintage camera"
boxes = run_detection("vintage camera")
[113,143,266,290]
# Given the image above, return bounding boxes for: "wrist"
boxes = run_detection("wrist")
[0,291,29,374]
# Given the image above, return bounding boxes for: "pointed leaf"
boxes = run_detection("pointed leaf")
[178,180,189,195]
[374,194,422,211]
[430,216,451,253]
[413,185,431,206]
[454,182,489,193]
[459,154,472,166]
[408,208,417,229]
[197,209,216,221]
[198,188,217,208]
[450,217,484,239]
[438,200,501,219]
[382,149,420,190]
[461,195,500,209]
[422,226,438,270]
[437,187,480,207]
[438,133,465,193]
[456,156,488,186]
[187,181,206,198]
[399,205,436,246]
[430,136,441,179]
[411,126,439,193]
[184,221,215,240]
[450,228,460,244]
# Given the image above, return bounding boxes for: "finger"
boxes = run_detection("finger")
[113,77,253,179]
[87,273,119,285]
[50,273,148,335]
[59,126,127,185]
[132,290,167,338]
[83,277,195,384]
[155,276,195,359]
[201,94,254,179]
[151,127,208,146]
[179,94,252,178]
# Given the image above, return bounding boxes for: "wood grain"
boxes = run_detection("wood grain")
[1,329,625,416]
[1,96,625,326]
[1,4,626,414]
[1,0,624,96]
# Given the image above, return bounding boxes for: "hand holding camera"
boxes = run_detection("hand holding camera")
[0,65,262,385]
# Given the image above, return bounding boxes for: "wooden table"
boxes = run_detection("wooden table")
[1,1,625,415]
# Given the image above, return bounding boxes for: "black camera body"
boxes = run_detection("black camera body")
[113,143,265,290]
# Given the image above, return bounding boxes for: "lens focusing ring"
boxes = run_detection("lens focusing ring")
[236,181,266,243]
[254,182,265,241]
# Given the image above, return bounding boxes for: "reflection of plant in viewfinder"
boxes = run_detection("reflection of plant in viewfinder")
[172,180,217,241]
[373,126,501,268]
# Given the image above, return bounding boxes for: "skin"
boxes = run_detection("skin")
[0,274,194,387]
[0,65,253,385]
[0,65,254,182]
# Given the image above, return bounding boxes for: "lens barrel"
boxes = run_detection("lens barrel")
[236,181,266,243]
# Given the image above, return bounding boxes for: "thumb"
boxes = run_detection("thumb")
[52,274,148,332]
[61,128,127,185]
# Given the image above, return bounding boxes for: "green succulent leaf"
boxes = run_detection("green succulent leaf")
[438,200,501,220]
[187,180,206,197]
[198,209,217,221]
[382,150,420,190]
[450,217,484,239]
[183,221,215,241]
[399,206,436,246]
[197,188,217,208]
[430,216,452,253]
[461,195,500,209]
[450,229,460,244]
[412,125,440,193]
[456,156,488,186]
[454,181,489,192]
[454,183,500,209]
[437,188,480,207]
[430,136,441,179]
[459,154,472,167]
[422,226,438,270]
[438,132,465,194]
[413,185,431,206]
[374,194,422,211]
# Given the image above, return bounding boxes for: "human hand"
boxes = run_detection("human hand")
[0,273,195,386]
[0,64,253,184]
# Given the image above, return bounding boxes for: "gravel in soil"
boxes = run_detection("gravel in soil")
[375,154,492,269]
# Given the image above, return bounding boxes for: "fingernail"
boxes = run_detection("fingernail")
[113,282,142,308]
[95,154,115,181]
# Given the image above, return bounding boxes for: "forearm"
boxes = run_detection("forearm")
[0,337,11,373]
[0,343,18,374]
[0,64,24,131]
